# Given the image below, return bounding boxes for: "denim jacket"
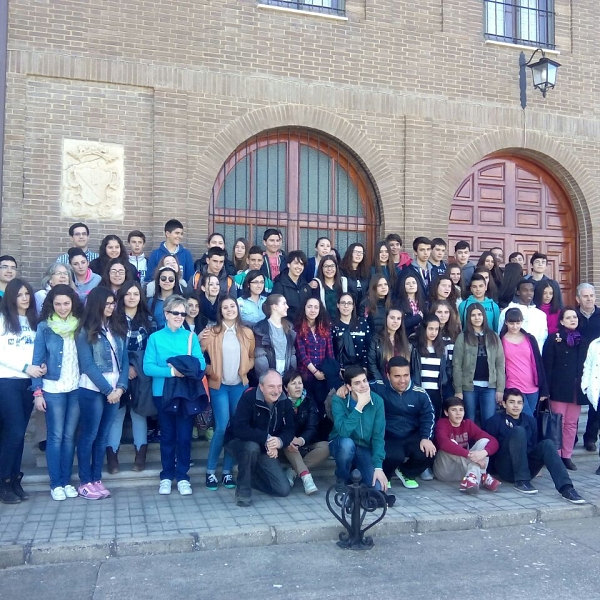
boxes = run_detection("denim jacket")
[31,321,74,389]
[76,327,129,396]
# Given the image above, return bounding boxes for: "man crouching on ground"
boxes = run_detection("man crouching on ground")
[227,370,295,507]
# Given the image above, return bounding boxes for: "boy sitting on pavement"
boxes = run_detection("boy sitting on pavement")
[433,396,501,494]
[484,388,585,503]
[329,365,394,505]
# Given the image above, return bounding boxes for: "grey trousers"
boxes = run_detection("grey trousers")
[433,438,490,482]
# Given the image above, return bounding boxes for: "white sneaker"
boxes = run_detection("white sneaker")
[420,468,434,481]
[50,486,66,501]
[177,480,193,496]
[63,484,79,498]
[158,479,172,495]
[285,467,296,488]
[301,473,318,495]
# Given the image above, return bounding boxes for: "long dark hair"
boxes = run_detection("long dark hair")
[365,275,391,317]
[498,262,524,307]
[416,314,445,357]
[463,302,498,348]
[150,266,182,313]
[429,275,460,306]
[295,296,331,339]
[78,286,116,343]
[534,279,561,313]
[340,243,370,280]
[315,254,343,292]
[112,281,152,338]
[100,257,134,290]
[477,251,503,286]
[233,237,250,273]
[397,272,427,315]
[95,234,128,273]
[430,299,461,341]
[0,278,37,335]
[39,284,83,322]
[241,269,265,299]
[379,306,410,363]
[213,295,244,334]
[371,240,397,289]
[335,292,358,329]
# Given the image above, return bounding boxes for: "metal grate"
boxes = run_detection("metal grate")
[484,0,555,49]
[259,0,346,17]
[209,128,378,259]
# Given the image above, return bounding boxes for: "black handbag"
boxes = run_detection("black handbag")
[537,400,563,450]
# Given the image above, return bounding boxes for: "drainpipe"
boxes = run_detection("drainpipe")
[0,0,8,248]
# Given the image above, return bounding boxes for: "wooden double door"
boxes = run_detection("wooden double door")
[448,155,578,304]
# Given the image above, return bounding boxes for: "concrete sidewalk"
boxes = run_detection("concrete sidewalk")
[2,453,600,569]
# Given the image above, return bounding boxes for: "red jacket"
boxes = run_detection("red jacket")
[434,418,498,458]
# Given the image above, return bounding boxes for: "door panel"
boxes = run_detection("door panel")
[449,155,577,304]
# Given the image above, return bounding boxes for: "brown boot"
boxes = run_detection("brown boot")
[132,444,148,472]
[106,447,119,474]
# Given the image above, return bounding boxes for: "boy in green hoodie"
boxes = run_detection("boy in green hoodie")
[329,365,388,492]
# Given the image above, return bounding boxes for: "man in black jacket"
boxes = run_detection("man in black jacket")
[371,356,436,490]
[227,370,295,507]
[485,388,584,503]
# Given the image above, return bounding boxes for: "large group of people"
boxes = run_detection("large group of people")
[0,219,596,508]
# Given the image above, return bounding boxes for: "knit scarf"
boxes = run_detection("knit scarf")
[566,330,581,347]
[47,314,78,339]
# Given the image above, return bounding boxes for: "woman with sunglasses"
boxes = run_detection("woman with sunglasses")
[144,295,206,495]
[201,296,255,490]
[32,284,83,500]
[149,266,182,329]
[145,255,187,299]
[75,286,129,499]
[237,269,267,327]
[0,279,44,504]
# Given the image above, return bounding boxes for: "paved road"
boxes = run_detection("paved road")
[2,517,599,599]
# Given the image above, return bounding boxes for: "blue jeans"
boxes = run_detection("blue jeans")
[154,397,194,482]
[207,383,248,473]
[45,390,80,489]
[77,388,120,484]
[107,405,148,451]
[463,386,497,424]
[522,391,539,417]
[329,437,383,491]
[0,378,34,480]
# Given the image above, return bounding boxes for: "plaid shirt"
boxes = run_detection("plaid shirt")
[295,328,334,382]
[126,315,150,352]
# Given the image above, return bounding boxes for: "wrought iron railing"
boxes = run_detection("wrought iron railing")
[259,0,346,17]
[484,0,555,49]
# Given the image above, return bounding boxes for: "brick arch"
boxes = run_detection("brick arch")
[187,104,398,242]
[435,129,597,280]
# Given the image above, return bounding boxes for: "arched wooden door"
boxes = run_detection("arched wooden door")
[448,155,578,304]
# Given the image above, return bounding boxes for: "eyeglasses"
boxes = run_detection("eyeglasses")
[250,279,265,285]
[110,269,126,275]
[167,310,186,317]
[105,301,116,307]
[338,301,354,306]
[54,271,69,276]
[160,276,175,283]
[323,264,336,270]
[0,265,16,271]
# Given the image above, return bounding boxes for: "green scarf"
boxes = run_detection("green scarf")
[289,390,307,410]
[48,314,79,339]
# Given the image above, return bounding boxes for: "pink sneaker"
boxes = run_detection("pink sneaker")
[93,481,111,498]
[78,483,103,500]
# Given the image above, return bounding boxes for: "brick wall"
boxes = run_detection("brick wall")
[2,0,600,286]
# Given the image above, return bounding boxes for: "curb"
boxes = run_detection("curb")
[1,503,598,569]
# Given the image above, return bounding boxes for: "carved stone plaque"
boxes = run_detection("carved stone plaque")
[61,139,124,220]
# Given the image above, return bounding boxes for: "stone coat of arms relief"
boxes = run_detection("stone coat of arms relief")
[61,139,124,220]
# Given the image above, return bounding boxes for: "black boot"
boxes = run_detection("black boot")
[562,457,577,471]
[0,478,21,504]
[106,447,120,474]
[12,472,29,501]
[132,444,148,472]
